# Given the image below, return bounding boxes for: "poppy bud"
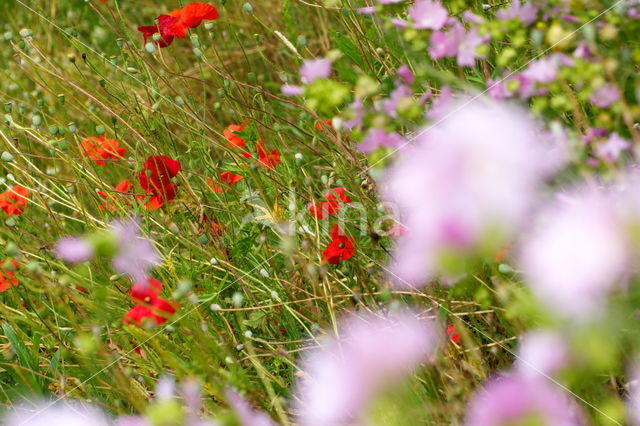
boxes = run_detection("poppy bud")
[1,152,13,162]
[242,2,253,13]
[4,243,19,257]
[144,42,156,54]
[232,292,244,307]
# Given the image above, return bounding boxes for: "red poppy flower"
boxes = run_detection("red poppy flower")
[224,123,247,148]
[199,215,225,237]
[309,187,351,219]
[447,325,461,344]
[124,278,177,326]
[493,243,512,263]
[257,141,281,169]
[98,180,132,211]
[80,134,126,166]
[130,278,163,303]
[322,225,355,264]
[0,186,29,216]
[138,155,181,209]
[315,119,333,131]
[139,2,218,48]
[0,259,19,293]
[138,24,175,48]
[159,2,219,39]
[123,303,176,326]
[209,171,243,193]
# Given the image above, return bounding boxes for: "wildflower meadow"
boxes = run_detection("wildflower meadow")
[2,0,640,424]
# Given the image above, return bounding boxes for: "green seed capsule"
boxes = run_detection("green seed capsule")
[242,2,253,13]
[1,152,13,162]
[95,125,106,134]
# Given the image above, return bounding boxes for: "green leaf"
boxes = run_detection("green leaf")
[2,322,45,392]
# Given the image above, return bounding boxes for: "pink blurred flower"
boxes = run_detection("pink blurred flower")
[226,389,276,426]
[428,24,463,60]
[519,187,630,320]
[409,0,448,30]
[522,57,559,83]
[111,218,161,282]
[357,129,405,153]
[590,84,620,108]
[457,27,488,67]
[465,373,586,426]
[496,0,539,25]
[426,86,453,120]
[281,84,303,96]
[628,362,640,425]
[595,133,630,162]
[55,237,93,263]
[382,85,413,117]
[295,310,442,426]
[516,330,569,379]
[486,78,513,100]
[300,58,331,84]
[4,400,111,426]
[396,65,414,84]
[574,42,593,59]
[384,98,557,287]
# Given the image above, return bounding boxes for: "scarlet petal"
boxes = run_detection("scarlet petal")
[179,2,219,27]
[220,171,243,185]
[224,123,246,148]
[138,25,174,48]
[158,14,186,38]
[115,179,131,193]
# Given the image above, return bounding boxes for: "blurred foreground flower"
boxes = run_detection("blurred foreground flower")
[295,310,442,426]
[383,98,560,287]
[465,373,586,425]
[519,187,630,321]
[55,217,160,283]
[3,400,111,426]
